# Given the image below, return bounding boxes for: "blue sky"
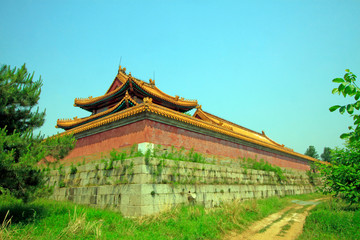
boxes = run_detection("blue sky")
[1,0,359,155]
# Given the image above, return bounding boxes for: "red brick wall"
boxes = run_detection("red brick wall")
[144,120,310,171]
[62,119,310,171]
[61,121,147,163]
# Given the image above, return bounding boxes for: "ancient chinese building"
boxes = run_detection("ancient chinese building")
[56,66,316,170]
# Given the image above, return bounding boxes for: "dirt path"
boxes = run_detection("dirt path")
[224,198,325,240]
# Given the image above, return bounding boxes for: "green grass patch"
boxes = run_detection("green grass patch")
[298,198,360,240]
[239,157,287,181]
[278,219,294,236]
[0,193,322,240]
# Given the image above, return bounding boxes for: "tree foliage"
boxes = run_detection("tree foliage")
[319,69,360,205]
[0,128,44,202]
[318,141,360,204]
[304,145,319,159]
[0,64,75,202]
[329,69,360,142]
[0,64,45,133]
[320,147,332,162]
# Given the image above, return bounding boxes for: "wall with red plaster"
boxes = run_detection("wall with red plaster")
[62,121,147,164]
[144,120,310,171]
[63,119,310,171]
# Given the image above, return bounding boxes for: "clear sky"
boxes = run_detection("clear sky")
[1,0,360,155]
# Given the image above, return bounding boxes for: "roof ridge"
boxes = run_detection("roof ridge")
[75,68,197,110]
[201,110,263,136]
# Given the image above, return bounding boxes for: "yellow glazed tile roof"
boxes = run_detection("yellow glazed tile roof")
[193,107,293,151]
[57,91,138,129]
[57,98,318,163]
[74,66,197,108]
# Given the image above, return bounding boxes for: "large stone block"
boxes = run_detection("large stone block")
[46,156,318,217]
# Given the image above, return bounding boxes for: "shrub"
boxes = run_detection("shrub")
[318,140,360,205]
[239,157,286,182]
[70,164,77,175]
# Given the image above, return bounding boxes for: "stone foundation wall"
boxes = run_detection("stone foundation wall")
[47,156,317,217]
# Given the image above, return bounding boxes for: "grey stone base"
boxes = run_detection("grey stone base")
[47,157,318,217]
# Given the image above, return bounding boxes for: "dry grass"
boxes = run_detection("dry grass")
[56,207,103,240]
[0,193,323,240]
[0,211,12,240]
[136,204,181,224]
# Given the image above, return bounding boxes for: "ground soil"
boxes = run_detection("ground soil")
[224,198,325,240]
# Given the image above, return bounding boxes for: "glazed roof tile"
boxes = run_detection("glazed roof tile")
[74,66,197,110]
[57,91,137,130]
[193,108,290,150]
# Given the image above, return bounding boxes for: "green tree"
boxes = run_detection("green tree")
[0,64,75,202]
[329,69,360,142]
[319,69,360,205]
[320,147,332,162]
[304,145,319,159]
[318,140,360,204]
[0,64,45,133]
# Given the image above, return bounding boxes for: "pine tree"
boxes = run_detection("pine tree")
[0,64,75,202]
[0,64,45,133]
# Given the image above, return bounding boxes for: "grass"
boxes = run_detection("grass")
[153,146,207,164]
[239,157,287,181]
[139,144,293,186]
[0,193,322,240]
[278,219,294,236]
[298,198,360,240]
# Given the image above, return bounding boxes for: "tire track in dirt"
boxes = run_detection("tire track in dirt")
[224,198,325,240]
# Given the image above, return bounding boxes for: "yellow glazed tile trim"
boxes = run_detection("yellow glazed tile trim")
[57,100,318,163]
[194,107,283,147]
[57,104,147,136]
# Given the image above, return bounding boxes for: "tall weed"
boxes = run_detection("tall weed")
[57,207,103,239]
[299,198,360,240]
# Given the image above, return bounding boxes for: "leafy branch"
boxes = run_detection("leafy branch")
[329,69,360,142]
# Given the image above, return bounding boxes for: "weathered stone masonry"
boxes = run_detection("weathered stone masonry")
[47,156,317,217]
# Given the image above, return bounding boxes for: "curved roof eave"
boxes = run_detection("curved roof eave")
[57,92,138,130]
[74,75,198,110]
